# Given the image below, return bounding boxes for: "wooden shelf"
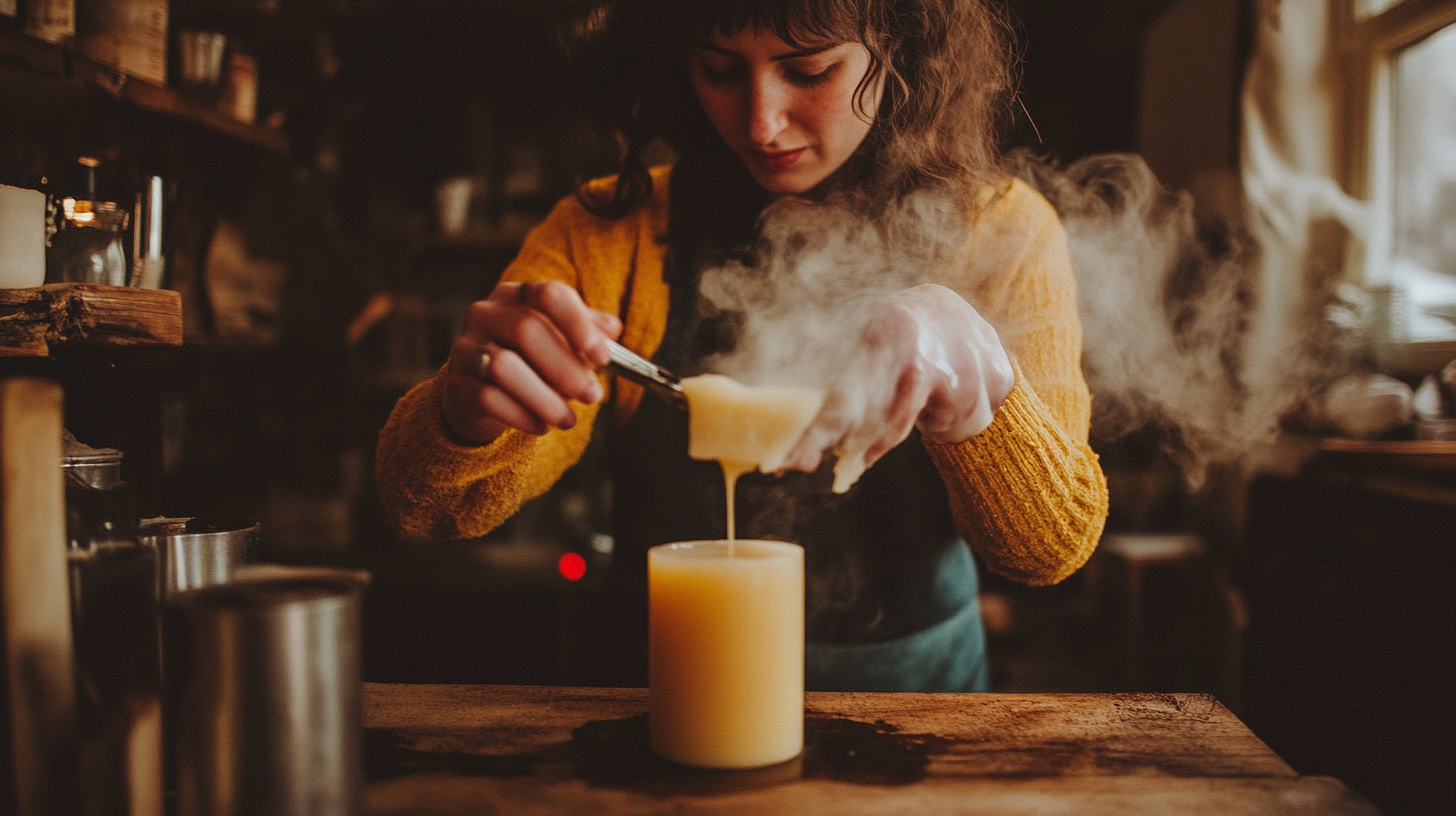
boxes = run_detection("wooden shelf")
[1318,436,1456,472]
[0,284,182,356]
[0,26,287,153]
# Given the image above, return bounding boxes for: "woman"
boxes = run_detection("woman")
[375,0,1108,692]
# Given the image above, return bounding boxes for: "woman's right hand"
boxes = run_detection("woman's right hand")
[442,280,622,445]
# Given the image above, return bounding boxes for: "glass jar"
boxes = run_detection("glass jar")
[48,198,130,286]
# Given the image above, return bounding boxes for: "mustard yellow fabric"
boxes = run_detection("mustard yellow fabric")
[375,166,1108,586]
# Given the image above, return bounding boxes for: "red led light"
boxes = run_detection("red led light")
[558,552,587,582]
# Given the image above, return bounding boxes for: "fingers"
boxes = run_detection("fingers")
[589,309,623,339]
[507,280,615,368]
[468,285,604,406]
[441,280,623,442]
[443,339,578,443]
[479,342,579,431]
[441,346,517,443]
[447,372,545,440]
[862,364,929,467]
[777,422,839,473]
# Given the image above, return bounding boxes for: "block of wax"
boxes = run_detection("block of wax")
[679,374,825,474]
[648,539,804,769]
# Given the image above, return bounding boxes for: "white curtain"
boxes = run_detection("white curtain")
[1239,0,1367,403]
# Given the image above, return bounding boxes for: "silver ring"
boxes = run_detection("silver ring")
[477,349,492,381]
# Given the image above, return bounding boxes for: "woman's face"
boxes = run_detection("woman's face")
[689,26,883,195]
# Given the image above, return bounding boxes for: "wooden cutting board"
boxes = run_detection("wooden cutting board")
[363,683,1380,816]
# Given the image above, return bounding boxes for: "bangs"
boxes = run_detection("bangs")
[576,0,1016,219]
[682,0,868,47]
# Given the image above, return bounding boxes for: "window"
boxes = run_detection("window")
[1345,0,1456,369]
[1390,23,1456,337]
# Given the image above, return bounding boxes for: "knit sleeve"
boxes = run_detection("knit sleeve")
[373,194,615,541]
[925,180,1109,585]
[374,374,602,540]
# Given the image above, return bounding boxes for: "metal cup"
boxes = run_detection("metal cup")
[164,568,367,816]
[138,517,257,597]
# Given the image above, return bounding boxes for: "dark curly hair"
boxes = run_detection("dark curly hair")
[564,0,1020,218]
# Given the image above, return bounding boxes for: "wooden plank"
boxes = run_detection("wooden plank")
[813,692,1297,779]
[0,377,75,814]
[1319,437,1456,470]
[362,684,1377,816]
[365,775,1379,816]
[0,26,66,76]
[364,685,1294,778]
[117,77,289,154]
[0,284,182,355]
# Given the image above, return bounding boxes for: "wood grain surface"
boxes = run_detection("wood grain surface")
[363,683,1381,816]
[0,378,76,814]
[0,284,182,355]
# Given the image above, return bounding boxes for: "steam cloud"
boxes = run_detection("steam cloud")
[694,152,1351,492]
[699,189,975,488]
[1014,152,1279,490]
[700,190,969,387]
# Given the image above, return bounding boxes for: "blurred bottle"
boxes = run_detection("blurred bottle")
[171,0,270,123]
[220,47,256,124]
[131,174,165,288]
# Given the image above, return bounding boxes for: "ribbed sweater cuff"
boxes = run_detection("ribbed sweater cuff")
[923,379,1106,585]
[924,377,1039,468]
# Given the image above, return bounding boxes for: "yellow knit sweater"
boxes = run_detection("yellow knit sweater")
[375,167,1108,586]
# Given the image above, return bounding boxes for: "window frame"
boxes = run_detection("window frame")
[1338,0,1456,285]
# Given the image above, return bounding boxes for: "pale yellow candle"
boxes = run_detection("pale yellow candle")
[648,539,804,769]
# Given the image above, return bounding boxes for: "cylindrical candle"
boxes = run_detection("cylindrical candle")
[0,185,47,289]
[648,539,804,769]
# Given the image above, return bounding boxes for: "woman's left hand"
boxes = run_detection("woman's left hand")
[780,283,1014,492]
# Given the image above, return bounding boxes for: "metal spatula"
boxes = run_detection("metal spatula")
[605,340,687,409]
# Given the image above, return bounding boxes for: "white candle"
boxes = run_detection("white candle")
[0,185,46,289]
[648,539,804,769]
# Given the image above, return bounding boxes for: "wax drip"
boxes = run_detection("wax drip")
[720,460,752,556]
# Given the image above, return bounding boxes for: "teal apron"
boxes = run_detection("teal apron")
[601,384,989,693]
[591,156,987,692]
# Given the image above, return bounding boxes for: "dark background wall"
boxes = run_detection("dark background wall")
[5,0,1228,684]
[16,4,1454,814]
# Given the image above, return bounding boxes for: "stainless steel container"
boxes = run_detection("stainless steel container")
[138,517,257,597]
[164,569,366,816]
[63,448,124,490]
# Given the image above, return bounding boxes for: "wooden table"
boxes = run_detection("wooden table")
[363,684,1379,816]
